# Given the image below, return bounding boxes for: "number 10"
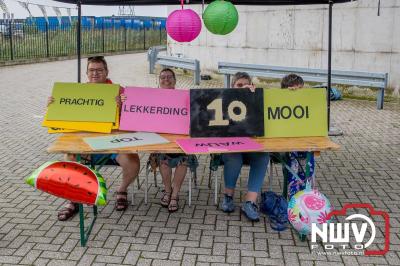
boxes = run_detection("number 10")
[207,98,247,126]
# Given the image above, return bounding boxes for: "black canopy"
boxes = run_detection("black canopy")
[55,0,354,5]
[54,0,357,132]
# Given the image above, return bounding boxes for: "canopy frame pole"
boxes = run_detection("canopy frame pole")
[327,0,333,130]
[77,0,82,83]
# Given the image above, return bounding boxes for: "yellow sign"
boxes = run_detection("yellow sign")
[46,82,119,122]
[112,108,120,130]
[263,88,327,138]
[48,128,78,134]
[43,120,113,133]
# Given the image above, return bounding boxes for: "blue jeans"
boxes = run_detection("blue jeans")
[222,152,269,193]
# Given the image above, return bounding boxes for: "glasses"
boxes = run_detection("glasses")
[160,75,175,80]
[88,68,105,74]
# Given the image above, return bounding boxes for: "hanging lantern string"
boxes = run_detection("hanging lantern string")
[181,0,184,10]
[202,0,205,15]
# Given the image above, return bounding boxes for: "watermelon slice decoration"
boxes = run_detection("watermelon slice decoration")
[26,161,107,206]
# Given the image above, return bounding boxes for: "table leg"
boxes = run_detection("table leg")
[78,204,97,247]
[214,172,218,206]
[145,169,149,204]
[189,171,192,207]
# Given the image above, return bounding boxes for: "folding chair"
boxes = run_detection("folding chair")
[144,153,198,206]
[82,154,141,205]
[208,153,291,205]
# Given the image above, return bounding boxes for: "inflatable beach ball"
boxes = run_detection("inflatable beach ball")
[166,9,202,42]
[203,0,239,35]
[287,182,333,235]
[26,161,107,206]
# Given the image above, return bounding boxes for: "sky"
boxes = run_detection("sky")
[2,0,167,19]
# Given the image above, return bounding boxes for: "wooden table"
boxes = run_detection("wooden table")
[47,131,340,154]
[47,131,339,246]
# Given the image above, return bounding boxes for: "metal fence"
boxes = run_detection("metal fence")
[0,20,167,62]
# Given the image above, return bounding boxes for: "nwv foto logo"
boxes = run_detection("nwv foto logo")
[311,203,390,256]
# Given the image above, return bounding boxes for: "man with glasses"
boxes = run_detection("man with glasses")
[48,56,140,220]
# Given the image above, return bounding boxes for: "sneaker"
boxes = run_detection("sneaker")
[241,201,260,222]
[220,194,235,213]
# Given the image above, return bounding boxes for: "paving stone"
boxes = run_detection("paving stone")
[226,249,240,264]
[0,52,398,266]
[197,255,226,263]
[152,259,181,266]
[40,251,69,260]
[122,250,140,265]
[94,255,124,264]
[157,239,173,252]
[182,254,197,265]
[136,258,152,266]
[169,246,184,261]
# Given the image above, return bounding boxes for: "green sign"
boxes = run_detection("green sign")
[46,82,119,122]
[264,88,328,137]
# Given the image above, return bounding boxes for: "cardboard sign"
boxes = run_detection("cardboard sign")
[120,87,190,134]
[112,108,120,129]
[42,118,113,133]
[176,137,264,154]
[190,88,264,137]
[83,132,170,151]
[46,82,119,122]
[47,127,78,134]
[264,88,328,137]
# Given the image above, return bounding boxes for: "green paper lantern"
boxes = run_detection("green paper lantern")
[203,0,239,35]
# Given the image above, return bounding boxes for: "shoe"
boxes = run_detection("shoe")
[160,189,171,208]
[57,202,79,221]
[241,201,260,222]
[115,191,129,211]
[168,196,179,213]
[220,194,235,213]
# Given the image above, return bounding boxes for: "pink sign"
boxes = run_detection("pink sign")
[176,137,265,154]
[120,87,190,134]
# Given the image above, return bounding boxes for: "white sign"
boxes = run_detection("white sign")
[83,132,169,150]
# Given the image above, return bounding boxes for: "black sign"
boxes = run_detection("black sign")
[190,88,264,137]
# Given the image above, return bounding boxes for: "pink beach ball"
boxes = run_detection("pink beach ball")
[287,182,333,235]
[166,9,202,42]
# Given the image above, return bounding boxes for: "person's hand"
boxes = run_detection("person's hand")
[116,94,127,107]
[115,95,122,107]
[243,84,256,92]
[47,96,54,107]
[120,94,127,103]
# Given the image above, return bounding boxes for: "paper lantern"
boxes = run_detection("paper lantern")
[166,9,202,42]
[203,0,239,35]
[287,182,333,235]
[26,161,107,206]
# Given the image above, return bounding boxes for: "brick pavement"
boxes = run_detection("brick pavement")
[0,52,399,265]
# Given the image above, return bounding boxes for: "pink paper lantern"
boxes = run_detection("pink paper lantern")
[166,9,202,42]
